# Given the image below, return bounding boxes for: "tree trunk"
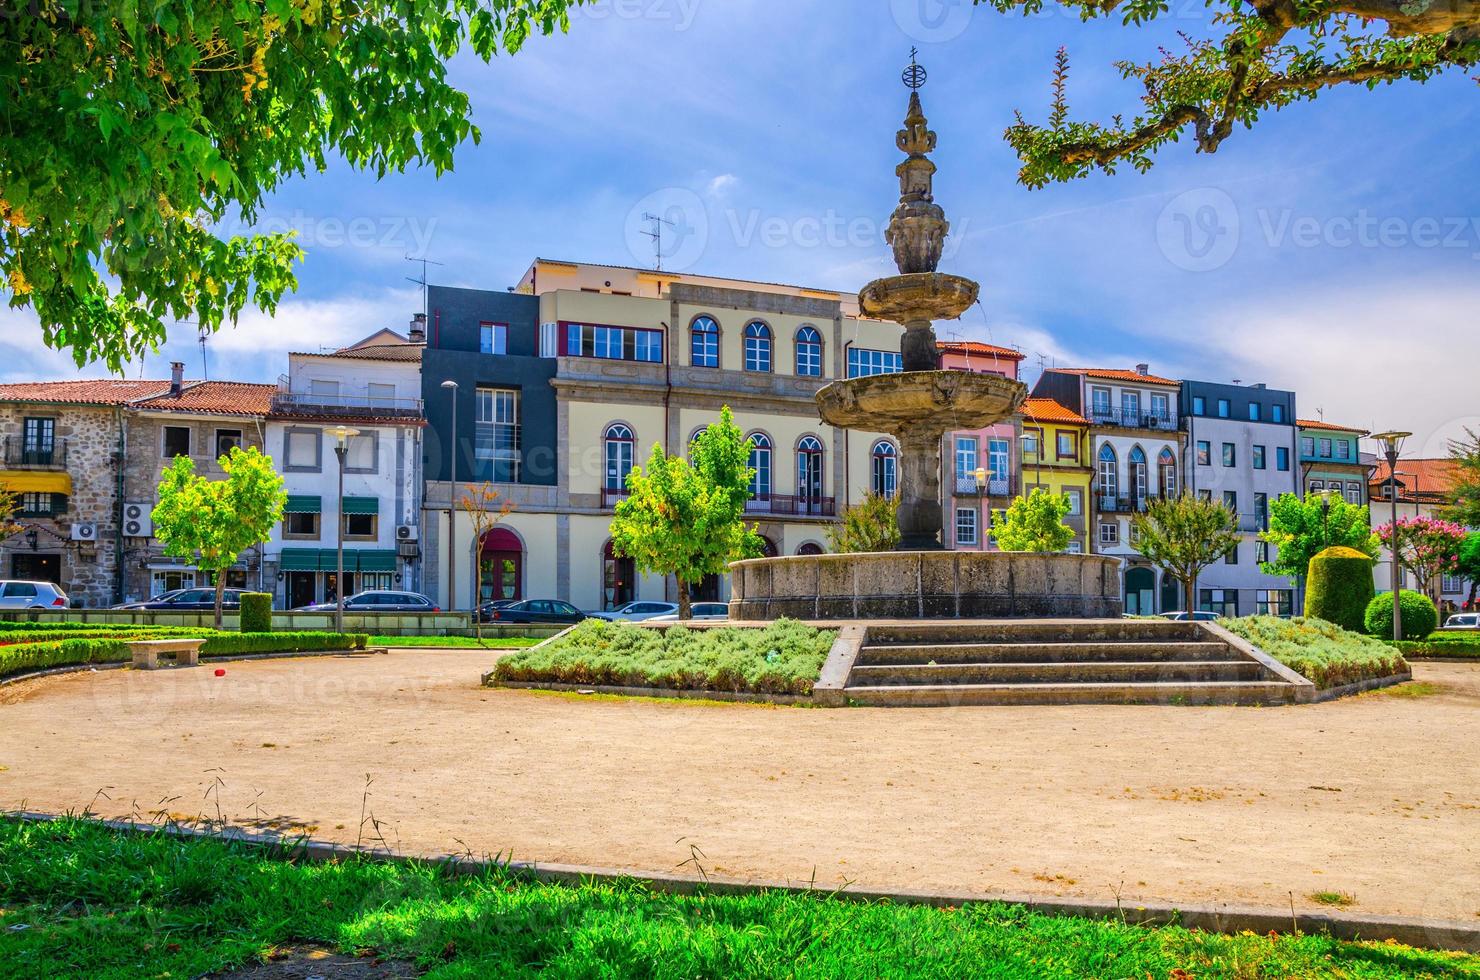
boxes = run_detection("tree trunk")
[1467,579,1477,611]
[214,573,226,631]
[1183,572,1198,617]
[676,579,692,620]
[474,557,484,640]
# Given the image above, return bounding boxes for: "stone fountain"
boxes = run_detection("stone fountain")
[728,58,1122,620]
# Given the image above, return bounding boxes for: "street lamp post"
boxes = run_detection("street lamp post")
[328,425,360,635]
[1319,488,1333,549]
[1371,430,1411,643]
[440,380,459,611]
[973,466,988,551]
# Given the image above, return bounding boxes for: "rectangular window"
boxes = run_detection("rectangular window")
[367,383,396,407]
[283,512,320,539]
[1252,445,1266,470]
[1223,490,1238,511]
[1308,480,1325,493]
[1248,402,1261,421]
[562,322,663,363]
[1276,446,1290,471]
[539,322,559,357]
[1091,387,1112,420]
[1271,404,1285,423]
[21,417,55,463]
[1301,436,1315,457]
[475,387,521,481]
[1345,481,1362,504]
[955,508,978,546]
[1120,390,1141,420]
[1198,489,1212,502]
[1225,542,1239,565]
[1056,432,1076,459]
[1150,393,1169,421]
[1255,589,1293,617]
[1217,399,1230,418]
[846,348,903,378]
[1065,489,1083,516]
[1335,439,1350,460]
[17,492,63,517]
[1099,522,1119,545]
[285,428,321,471]
[955,437,979,484]
[162,425,191,459]
[345,432,377,473]
[1254,491,1268,530]
[1256,540,1270,563]
[310,379,340,398]
[480,322,508,355]
[214,428,243,460]
[343,513,378,539]
[1192,396,1206,416]
[1319,438,1332,458]
[1066,541,1083,554]
[1441,574,1465,595]
[987,439,1009,482]
[1222,443,1236,467]
[1196,440,1211,466]
[1021,432,1040,459]
[1199,589,1238,617]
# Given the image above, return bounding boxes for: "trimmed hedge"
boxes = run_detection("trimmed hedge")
[0,637,132,677]
[0,632,369,679]
[1303,546,1374,633]
[239,593,273,633]
[1220,616,1409,689]
[200,633,368,656]
[1364,590,1438,641]
[1390,633,1480,658]
[491,619,836,696]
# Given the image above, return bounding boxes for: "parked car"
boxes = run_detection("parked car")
[117,588,250,611]
[0,580,69,610]
[1443,613,1480,630]
[587,600,680,622]
[296,591,437,613]
[648,602,730,623]
[473,599,521,623]
[1158,610,1220,622]
[482,599,585,625]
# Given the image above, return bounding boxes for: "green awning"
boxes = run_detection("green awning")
[277,548,398,573]
[353,550,397,573]
[341,496,380,515]
[284,494,322,513]
[278,548,327,572]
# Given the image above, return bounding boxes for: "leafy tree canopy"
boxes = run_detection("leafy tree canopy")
[992,488,1076,553]
[988,0,1480,187]
[1444,428,1480,528]
[1131,494,1242,611]
[827,492,901,554]
[0,0,581,370]
[1259,492,1378,583]
[609,406,761,618]
[1377,515,1466,601]
[152,445,286,627]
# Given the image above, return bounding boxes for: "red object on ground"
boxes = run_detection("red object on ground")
[214,668,226,677]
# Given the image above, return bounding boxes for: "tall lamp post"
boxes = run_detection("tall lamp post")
[440,379,459,611]
[973,466,988,551]
[1319,488,1333,549]
[328,425,360,635]
[1371,430,1411,642]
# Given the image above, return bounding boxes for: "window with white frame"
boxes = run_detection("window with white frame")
[1099,522,1119,545]
[480,322,508,355]
[1441,574,1466,594]
[955,508,978,546]
[1255,590,1293,616]
[475,387,520,481]
[1021,432,1040,459]
[846,347,902,378]
[690,315,719,368]
[744,322,772,372]
[345,432,377,473]
[1057,432,1076,458]
[604,424,635,492]
[987,438,1009,484]
[795,325,823,377]
[871,441,897,497]
[1064,489,1082,516]
[284,428,321,471]
[1345,482,1362,504]
[748,433,772,499]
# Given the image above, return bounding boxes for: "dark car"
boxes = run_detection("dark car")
[473,599,520,623]
[482,599,585,625]
[297,590,438,613]
[118,588,251,611]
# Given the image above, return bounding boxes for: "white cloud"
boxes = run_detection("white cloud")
[706,173,739,198]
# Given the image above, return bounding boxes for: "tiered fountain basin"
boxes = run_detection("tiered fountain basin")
[814,369,1024,430]
[729,550,1123,621]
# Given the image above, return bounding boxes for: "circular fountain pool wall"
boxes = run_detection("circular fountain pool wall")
[728,551,1123,620]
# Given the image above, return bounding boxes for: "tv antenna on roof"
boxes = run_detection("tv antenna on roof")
[405,255,445,320]
[641,212,675,272]
[197,323,211,381]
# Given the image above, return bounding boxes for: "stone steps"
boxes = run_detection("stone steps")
[856,641,1233,665]
[840,680,1300,707]
[849,659,1268,686]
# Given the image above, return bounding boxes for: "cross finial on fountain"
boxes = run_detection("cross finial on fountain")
[903,48,927,91]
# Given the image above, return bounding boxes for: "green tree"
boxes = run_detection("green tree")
[609,407,761,620]
[0,0,581,370]
[991,488,1075,553]
[989,5,1480,187]
[827,493,901,554]
[1131,495,1242,615]
[1457,532,1480,611]
[1443,428,1480,529]
[1259,493,1379,584]
[152,446,286,629]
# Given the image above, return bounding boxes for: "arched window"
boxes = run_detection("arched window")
[795,325,822,377]
[1128,445,1148,505]
[604,424,635,492]
[797,542,824,556]
[871,440,897,498]
[690,315,719,368]
[1158,448,1178,498]
[797,435,825,511]
[1097,443,1118,504]
[744,321,772,373]
[748,432,772,500]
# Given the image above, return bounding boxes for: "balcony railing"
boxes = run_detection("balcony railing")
[272,377,423,419]
[4,437,68,468]
[1096,494,1152,514]
[746,494,837,517]
[601,487,630,509]
[953,475,1017,497]
[1087,408,1178,431]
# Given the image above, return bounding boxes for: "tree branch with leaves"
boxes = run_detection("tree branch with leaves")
[1131,494,1242,614]
[988,0,1480,187]
[461,482,515,637]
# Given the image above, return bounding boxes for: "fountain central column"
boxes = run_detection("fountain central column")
[896,421,946,551]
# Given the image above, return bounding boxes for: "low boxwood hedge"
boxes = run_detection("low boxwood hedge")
[1389,633,1480,658]
[0,632,369,680]
[200,633,368,656]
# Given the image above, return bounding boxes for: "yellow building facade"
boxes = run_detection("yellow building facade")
[1017,398,1093,553]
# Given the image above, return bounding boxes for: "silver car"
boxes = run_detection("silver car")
[588,600,681,622]
[648,602,730,623]
[1443,613,1480,630]
[0,580,69,610]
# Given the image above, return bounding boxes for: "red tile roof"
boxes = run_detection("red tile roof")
[1370,458,1461,495]
[0,379,274,416]
[134,382,275,417]
[1052,368,1181,387]
[0,379,171,406]
[1020,397,1088,425]
[1298,418,1369,434]
[936,340,1025,361]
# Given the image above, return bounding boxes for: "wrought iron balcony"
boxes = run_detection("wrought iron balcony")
[3,437,68,469]
[1087,408,1178,431]
[271,377,423,419]
[1096,494,1152,514]
[601,487,630,509]
[953,475,1017,497]
[745,494,837,517]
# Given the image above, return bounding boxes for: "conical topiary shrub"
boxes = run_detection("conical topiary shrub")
[1304,545,1375,633]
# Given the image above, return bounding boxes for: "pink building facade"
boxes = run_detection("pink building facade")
[939,342,1024,551]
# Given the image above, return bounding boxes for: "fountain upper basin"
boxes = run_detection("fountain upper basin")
[858,272,978,324]
[816,370,1027,432]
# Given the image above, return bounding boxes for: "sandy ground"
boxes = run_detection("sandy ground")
[2,650,1477,924]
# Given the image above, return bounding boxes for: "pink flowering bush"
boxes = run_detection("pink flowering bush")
[1377,516,1467,596]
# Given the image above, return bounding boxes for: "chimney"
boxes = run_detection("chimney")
[1134,363,1149,376]
[409,313,427,344]
[169,361,184,396]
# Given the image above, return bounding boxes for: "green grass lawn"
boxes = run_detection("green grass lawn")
[369,635,542,649]
[489,618,836,695]
[1220,616,1409,688]
[1,819,1473,979]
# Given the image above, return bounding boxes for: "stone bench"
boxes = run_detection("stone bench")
[128,638,206,670]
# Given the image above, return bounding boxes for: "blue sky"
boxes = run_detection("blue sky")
[5,0,1478,454]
